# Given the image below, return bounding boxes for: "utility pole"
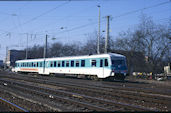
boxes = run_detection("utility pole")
[5,46,8,69]
[105,16,110,53]
[44,34,48,59]
[25,33,28,59]
[43,34,48,73]
[5,33,10,69]
[97,5,101,54]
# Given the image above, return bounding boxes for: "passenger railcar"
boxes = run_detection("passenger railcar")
[13,53,128,80]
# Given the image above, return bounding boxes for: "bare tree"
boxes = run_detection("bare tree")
[112,14,170,73]
[27,45,44,59]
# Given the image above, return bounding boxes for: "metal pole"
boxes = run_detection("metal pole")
[44,34,48,59]
[26,33,28,59]
[43,34,48,73]
[105,16,110,53]
[97,5,100,54]
[5,46,8,69]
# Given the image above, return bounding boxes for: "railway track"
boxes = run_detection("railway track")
[5,72,171,95]
[0,74,170,111]
[0,79,153,111]
[0,72,170,111]
[0,97,28,112]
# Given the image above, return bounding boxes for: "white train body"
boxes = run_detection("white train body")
[14,53,128,79]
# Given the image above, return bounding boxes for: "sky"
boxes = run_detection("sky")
[0,0,170,60]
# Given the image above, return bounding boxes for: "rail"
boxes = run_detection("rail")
[0,97,29,112]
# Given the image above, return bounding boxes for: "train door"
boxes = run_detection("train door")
[103,58,109,78]
[99,59,104,78]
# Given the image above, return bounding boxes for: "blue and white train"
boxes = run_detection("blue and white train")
[13,53,128,80]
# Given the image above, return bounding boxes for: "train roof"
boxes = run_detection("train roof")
[16,53,125,63]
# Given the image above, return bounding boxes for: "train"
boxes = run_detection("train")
[13,53,128,80]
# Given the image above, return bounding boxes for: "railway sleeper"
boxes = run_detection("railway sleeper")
[0,81,110,111]
[0,79,157,111]
[0,76,170,107]
[0,76,170,108]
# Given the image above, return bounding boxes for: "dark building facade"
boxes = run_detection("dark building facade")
[0,60,3,68]
[6,50,25,67]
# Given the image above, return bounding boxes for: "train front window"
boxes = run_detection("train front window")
[111,59,127,70]
[112,60,124,66]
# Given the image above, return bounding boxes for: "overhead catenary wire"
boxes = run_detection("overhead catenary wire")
[4,1,70,33]
[34,1,171,36]
[0,1,170,38]
[31,4,99,33]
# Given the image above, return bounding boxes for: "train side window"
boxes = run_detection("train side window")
[58,61,61,67]
[100,59,103,67]
[76,60,79,67]
[54,61,56,67]
[50,61,53,67]
[81,60,85,67]
[91,60,96,67]
[62,61,65,67]
[66,61,69,67]
[105,59,108,67]
[46,62,48,67]
[32,62,33,67]
[71,60,74,67]
[37,62,39,67]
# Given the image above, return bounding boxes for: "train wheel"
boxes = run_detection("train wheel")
[90,75,99,81]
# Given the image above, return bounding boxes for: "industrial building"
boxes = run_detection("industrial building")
[0,60,3,68]
[5,50,25,68]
